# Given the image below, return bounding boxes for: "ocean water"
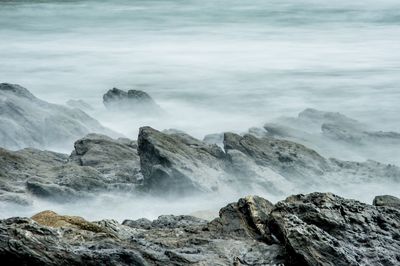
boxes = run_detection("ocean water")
[1,0,400,139]
[1,0,400,220]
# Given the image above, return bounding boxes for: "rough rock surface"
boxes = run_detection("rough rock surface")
[1,193,399,265]
[137,126,400,195]
[0,83,116,150]
[223,132,400,191]
[269,192,400,266]
[0,196,286,266]
[0,134,142,204]
[138,126,230,194]
[373,195,400,209]
[264,108,400,164]
[103,87,160,112]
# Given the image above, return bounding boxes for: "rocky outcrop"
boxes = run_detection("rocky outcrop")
[0,134,142,204]
[0,83,117,150]
[137,126,400,195]
[373,195,400,209]
[208,195,275,242]
[0,196,286,266]
[103,87,160,113]
[268,192,400,266]
[1,192,399,265]
[138,126,230,194]
[263,108,400,164]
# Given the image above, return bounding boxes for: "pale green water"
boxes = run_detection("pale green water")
[1,0,400,138]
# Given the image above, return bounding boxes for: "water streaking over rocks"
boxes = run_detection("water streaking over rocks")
[1,0,399,264]
[1,0,400,139]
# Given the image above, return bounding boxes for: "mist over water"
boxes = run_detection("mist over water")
[1,0,400,220]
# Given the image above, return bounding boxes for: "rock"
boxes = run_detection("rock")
[69,133,142,184]
[268,192,400,266]
[373,195,400,209]
[265,108,400,164]
[0,197,286,265]
[138,126,230,194]
[2,193,399,265]
[66,99,93,111]
[103,87,160,113]
[0,83,117,150]
[224,132,330,181]
[209,195,275,242]
[31,210,107,233]
[124,215,207,230]
[0,134,142,204]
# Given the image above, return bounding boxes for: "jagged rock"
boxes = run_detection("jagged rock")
[138,126,230,194]
[209,195,275,242]
[224,132,330,181]
[103,87,160,113]
[124,215,207,230]
[0,83,117,150]
[0,197,286,265]
[0,134,142,204]
[264,108,400,164]
[373,195,400,209]
[69,133,142,183]
[268,192,400,266]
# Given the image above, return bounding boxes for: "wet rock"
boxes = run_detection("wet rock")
[373,195,400,209]
[0,134,142,204]
[265,108,400,164]
[0,83,117,150]
[224,132,330,181]
[69,133,142,184]
[209,195,275,242]
[0,197,286,265]
[103,87,160,113]
[138,126,230,194]
[268,192,400,266]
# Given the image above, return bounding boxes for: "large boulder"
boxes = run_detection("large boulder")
[137,126,230,194]
[103,87,160,113]
[0,134,142,204]
[268,192,400,266]
[373,195,400,209]
[0,83,117,150]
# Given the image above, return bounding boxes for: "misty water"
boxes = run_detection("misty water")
[1,0,400,220]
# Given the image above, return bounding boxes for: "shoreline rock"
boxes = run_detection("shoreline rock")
[0,192,398,265]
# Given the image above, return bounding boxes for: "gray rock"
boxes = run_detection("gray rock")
[373,195,400,209]
[69,133,142,184]
[209,195,276,242]
[138,126,230,194]
[103,87,160,113]
[3,193,397,265]
[265,108,400,164]
[0,196,286,265]
[268,192,400,266]
[0,134,142,204]
[224,132,330,182]
[0,83,117,150]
